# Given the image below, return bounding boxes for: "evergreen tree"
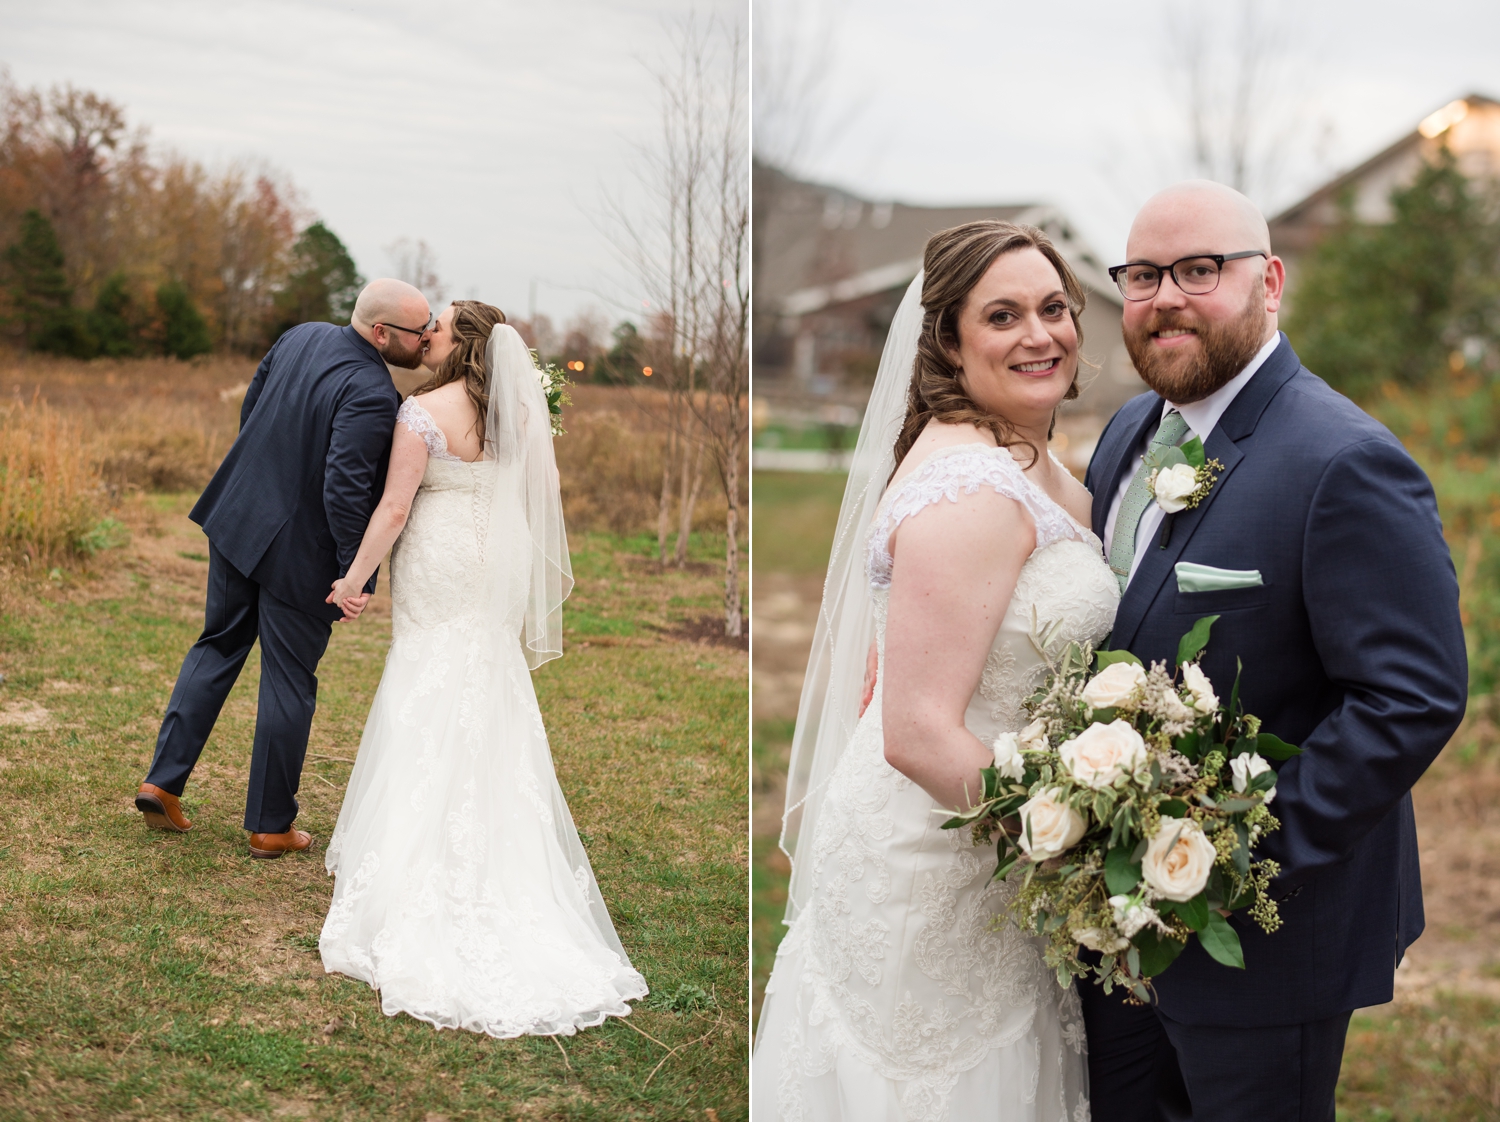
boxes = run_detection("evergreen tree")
[271,220,364,338]
[87,272,141,357]
[593,320,647,384]
[156,280,213,358]
[1287,148,1500,398]
[4,208,93,355]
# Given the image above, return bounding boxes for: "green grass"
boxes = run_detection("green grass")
[0,496,747,1121]
[1337,997,1500,1120]
[750,472,846,577]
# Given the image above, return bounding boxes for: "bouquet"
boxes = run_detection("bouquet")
[531,351,573,437]
[942,615,1300,1002]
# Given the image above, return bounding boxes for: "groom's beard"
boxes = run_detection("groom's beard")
[379,336,426,370]
[1123,281,1268,405]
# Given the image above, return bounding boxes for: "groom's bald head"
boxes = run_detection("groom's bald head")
[351,279,432,370]
[1127,180,1271,261]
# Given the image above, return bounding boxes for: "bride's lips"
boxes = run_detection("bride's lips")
[1010,357,1062,376]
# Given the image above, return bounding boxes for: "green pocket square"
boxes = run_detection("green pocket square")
[1174,562,1264,593]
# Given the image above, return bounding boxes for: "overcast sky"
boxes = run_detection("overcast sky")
[756,0,1500,266]
[2,0,741,330]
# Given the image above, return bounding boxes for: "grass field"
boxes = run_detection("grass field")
[749,464,1500,1120]
[0,493,748,1121]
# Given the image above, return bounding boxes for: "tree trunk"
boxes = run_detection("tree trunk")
[722,423,742,638]
[656,393,678,570]
[674,433,706,568]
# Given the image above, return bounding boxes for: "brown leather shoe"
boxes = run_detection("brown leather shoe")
[248,828,314,859]
[135,783,191,832]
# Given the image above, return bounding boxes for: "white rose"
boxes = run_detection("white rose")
[1017,788,1087,861]
[1141,816,1217,902]
[1081,661,1148,709]
[1230,752,1275,802]
[991,733,1025,781]
[1108,894,1155,938]
[1059,720,1148,789]
[1075,926,1131,954]
[1018,718,1049,753]
[1151,463,1199,513]
[1180,662,1219,714]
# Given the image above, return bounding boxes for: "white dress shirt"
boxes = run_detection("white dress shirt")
[1103,332,1282,586]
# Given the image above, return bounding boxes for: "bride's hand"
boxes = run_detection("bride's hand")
[327,578,368,622]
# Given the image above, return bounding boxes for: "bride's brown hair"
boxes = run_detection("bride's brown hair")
[890,221,1089,473]
[414,300,508,446]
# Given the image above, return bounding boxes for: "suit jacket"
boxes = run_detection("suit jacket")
[192,323,400,622]
[1084,334,1467,1026]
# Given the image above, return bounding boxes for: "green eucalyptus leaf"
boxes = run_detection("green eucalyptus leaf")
[1133,928,1187,978]
[1157,798,1190,818]
[1199,911,1246,969]
[1105,845,1143,894]
[1173,895,1210,932]
[1217,797,1259,814]
[1174,730,1201,761]
[1094,649,1143,671]
[1255,733,1302,760]
[1176,615,1219,667]
[1153,446,1190,470]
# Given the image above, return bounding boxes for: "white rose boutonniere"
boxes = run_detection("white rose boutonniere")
[1141,816,1217,901]
[1145,435,1224,515]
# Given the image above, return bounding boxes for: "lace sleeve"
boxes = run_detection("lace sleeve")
[397,397,456,461]
[865,444,1080,588]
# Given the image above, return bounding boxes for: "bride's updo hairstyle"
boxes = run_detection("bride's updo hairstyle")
[415,299,507,446]
[891,220,1088,471]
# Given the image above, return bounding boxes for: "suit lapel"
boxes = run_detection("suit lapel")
[1090,396,1164,540]
[1110,336,1303,652]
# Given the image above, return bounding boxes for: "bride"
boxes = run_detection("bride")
[317,300,647,1037]
[753,222,1118,1120]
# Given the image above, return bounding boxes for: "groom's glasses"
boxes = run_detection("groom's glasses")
[376,320,433,338]
[1108,251,1268,301]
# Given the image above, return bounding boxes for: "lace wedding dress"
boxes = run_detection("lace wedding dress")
[319,398,647,1037]
[753,444,1119,1122]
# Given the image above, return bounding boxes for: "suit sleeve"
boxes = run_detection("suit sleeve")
[240,339,278,429]
[1265,436,1467,889]
[324,379,398,586]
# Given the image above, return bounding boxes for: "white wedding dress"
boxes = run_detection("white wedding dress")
[319,397,647,1037]
[753,444,1119,1122]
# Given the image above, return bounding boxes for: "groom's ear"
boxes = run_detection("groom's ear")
[1263,256,1286,313]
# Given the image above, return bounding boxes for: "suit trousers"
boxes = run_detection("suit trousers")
[145,542,332,833]
[1079,980,1351,1122]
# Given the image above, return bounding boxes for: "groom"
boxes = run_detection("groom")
[1080,181,1467,1120]
[134,279,432,858]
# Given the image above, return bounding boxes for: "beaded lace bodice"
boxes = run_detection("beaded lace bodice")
[397,396,465,462]
[760,442,1117,1122]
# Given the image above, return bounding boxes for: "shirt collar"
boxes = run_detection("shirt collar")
[1161,331,1283,440]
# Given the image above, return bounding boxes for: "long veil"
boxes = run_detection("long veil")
[778,274,925,926]
[483,323,573,669]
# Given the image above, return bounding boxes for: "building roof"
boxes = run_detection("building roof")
[754,162,1121,318]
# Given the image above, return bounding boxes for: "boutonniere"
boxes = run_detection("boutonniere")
[1146,437,1224,514]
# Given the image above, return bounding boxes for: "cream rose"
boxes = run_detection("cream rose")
[991,732,1025,781]
[1181,662,1219,715]
[1141,816,1217,901]
[1018,718,1049,753]
[1017,788,1086,860]
[1075,926,1131,954]
[1231,752,1275,801]
[1059,720,1148,789]
[1151,463,1199,513]
[1081,661,1148,709]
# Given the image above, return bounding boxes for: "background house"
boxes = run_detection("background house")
[752,162,1146,472]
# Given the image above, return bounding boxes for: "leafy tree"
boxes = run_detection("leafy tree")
[1286,148,1500,399]
[86,272,141,357]
[156,280,212,359]
[271,221,364,338]
[592,320,648,384]
[3,208,93,355]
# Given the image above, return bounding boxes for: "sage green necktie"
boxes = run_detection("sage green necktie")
[1108,410,1190,592]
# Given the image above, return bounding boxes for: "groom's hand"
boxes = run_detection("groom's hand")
[859,642,879,717]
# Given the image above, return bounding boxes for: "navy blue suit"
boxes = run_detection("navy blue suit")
[1079,335,1467,1120]
[146,323,399,833]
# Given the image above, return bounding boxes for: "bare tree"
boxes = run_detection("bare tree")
[385,237,447,305]
[604,13,748,632]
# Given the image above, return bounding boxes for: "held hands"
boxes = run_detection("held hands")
[327,578,371,623]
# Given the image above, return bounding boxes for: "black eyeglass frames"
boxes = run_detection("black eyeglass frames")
[1108,251,1269,301]
[375,320,433,338]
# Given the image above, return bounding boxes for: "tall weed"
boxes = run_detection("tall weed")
[0,395,111,566]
